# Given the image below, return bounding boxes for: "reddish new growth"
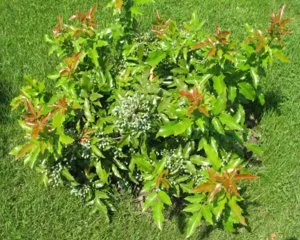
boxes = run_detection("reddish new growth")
[180,87,209,116]
[59,53,81,79]
[191,24,231,57]
[22,95,52,138]
[267,5,292,44]
[156,170,169,189]
[69,4,97,27]
[193,167,258,201]
[151,11,171,38]
[53,16,64,37]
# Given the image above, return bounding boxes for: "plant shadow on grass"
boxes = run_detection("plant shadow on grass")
[0,60,17,124]
[246,89,284,127]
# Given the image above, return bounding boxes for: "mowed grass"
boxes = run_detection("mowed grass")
[1,0,300,239]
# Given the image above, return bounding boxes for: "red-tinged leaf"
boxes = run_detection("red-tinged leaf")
[235,174,258,181]
[16,143,34,159]
[199,106,209,117]
[208,183,222,201]
[278,4,286,21]
[191,40,210,50]
[207,47,216,57]
[192,183,215,193]
[115,0,123,12]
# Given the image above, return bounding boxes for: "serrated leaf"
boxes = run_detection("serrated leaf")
[185,211,202,238]
[158,191,172,206]
[152,201,164,230]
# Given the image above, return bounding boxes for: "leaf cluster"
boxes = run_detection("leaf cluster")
[10,2,292,238]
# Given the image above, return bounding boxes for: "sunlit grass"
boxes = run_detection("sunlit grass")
[0,0,299,239]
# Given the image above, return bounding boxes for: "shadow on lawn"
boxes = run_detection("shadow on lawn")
[0,63,15,124]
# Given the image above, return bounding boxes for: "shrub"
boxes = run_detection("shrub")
[10,1,291,238]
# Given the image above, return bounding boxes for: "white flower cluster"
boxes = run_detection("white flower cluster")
[70,184,90,199]
[48,163,63,187]
[112,93,153,134]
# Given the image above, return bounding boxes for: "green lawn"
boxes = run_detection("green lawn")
[1,0,300,239]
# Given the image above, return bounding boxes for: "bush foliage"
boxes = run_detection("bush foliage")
[10,0,291,237]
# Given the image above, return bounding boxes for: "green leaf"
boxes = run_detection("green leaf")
[95,191,110,199]
[190,155,210,166]
[24,147,40,169]
[219,113,243,131]
[152,201,164,230]
[212,94,227,115]
[228,86,237,102]
[238,82,256,101]
[258,92,265,105]
[250,68,260,89]
[112,164,122,178]
[94,198,109,222]
[146,50,166,67]
[228,196,246,225]
[213,197,227,220]
[156,121,176,138]
[195,118,205,132]
[132,155,153,172]
[84,98,94,122]
[185,194,205,203]
[52,111,65,128]
[134,0,154,4]
[91,145,105,158]
[90,93,103,102]
[203,142,221,170]
[212,117,225,135]
[183,203,202,213]
[213,75,226,95]
[59,134,74,145]
[94,162,109,184]
[202,205,213,225]
[174,119,193,136]
[61,168,76,182]
[185,211,202,238]
[158,191,172,206]
[245,143,263,156]
[273,50,290,63]
[143,192,157,211]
